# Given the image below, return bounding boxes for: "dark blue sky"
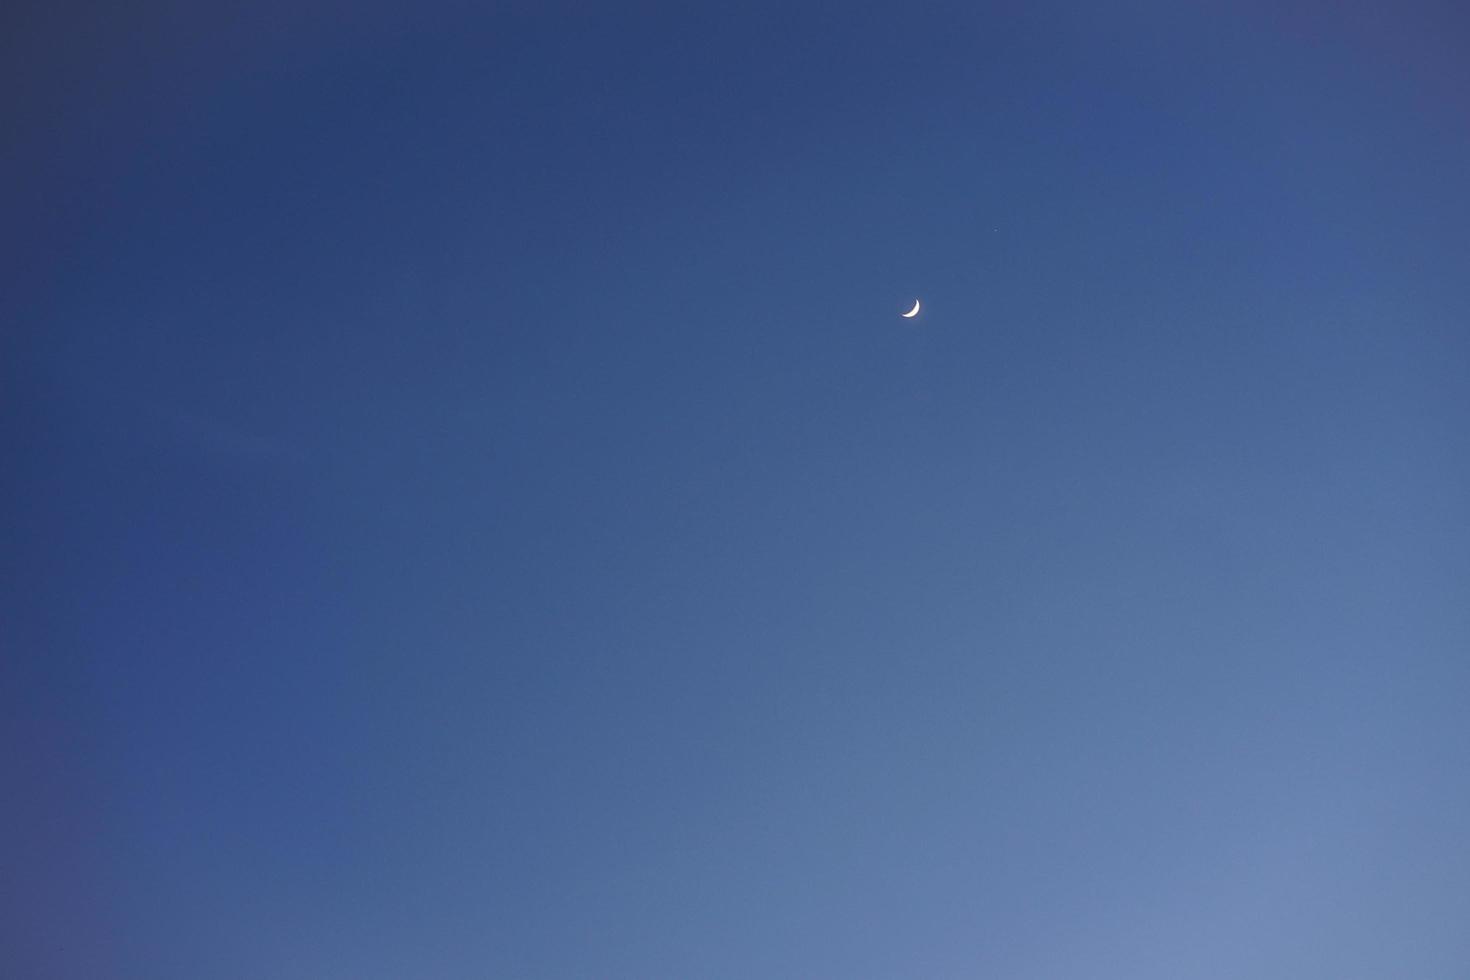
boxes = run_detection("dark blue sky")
[6,2,1469,977]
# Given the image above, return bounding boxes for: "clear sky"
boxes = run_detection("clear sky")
[6,2,1469,977]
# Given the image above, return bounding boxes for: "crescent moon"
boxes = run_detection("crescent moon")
[901,299,921,318]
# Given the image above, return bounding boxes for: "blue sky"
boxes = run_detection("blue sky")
[6,2,1469,977]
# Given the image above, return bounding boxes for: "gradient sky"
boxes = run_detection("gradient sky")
[6,2,1469,977]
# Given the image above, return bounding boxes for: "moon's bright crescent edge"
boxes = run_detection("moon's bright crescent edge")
[902,299,921,318]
